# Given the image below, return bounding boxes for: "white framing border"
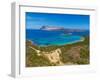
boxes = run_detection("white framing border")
[11,2,97,78]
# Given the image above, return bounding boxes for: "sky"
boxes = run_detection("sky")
[26,12,90,30]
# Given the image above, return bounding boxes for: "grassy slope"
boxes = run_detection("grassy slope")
[26,36,89,67]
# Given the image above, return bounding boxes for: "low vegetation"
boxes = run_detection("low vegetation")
[26,36,89,67]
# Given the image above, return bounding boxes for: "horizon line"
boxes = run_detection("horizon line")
[26,28,89,30]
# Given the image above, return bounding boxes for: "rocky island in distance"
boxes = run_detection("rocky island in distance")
[40,26,64,31]
[40,26,88,33]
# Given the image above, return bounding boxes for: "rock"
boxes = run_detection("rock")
[40,26,64,31]
[29,46,63,65]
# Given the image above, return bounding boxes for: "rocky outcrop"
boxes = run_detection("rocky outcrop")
[40,26,64,31]
[29,46,64,65]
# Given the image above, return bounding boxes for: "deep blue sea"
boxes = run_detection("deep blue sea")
[26,29,89,46]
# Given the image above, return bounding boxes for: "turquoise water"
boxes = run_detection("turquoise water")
[34,35,82,46]
[26,29,83,46]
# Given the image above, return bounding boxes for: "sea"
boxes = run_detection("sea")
[26,29,89,46]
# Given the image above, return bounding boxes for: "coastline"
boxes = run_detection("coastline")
[26,36,85,47]
[64,37,85,45]
[26,36,89,67]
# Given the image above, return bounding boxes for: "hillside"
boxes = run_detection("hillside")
[26,36,89,67]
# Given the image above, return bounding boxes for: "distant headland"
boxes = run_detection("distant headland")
[40,26,64,31]
[40,26,88,32]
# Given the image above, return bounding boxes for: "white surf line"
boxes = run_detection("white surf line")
[64,36,85,45]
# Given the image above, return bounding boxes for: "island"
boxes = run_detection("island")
[40,26,64,31]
